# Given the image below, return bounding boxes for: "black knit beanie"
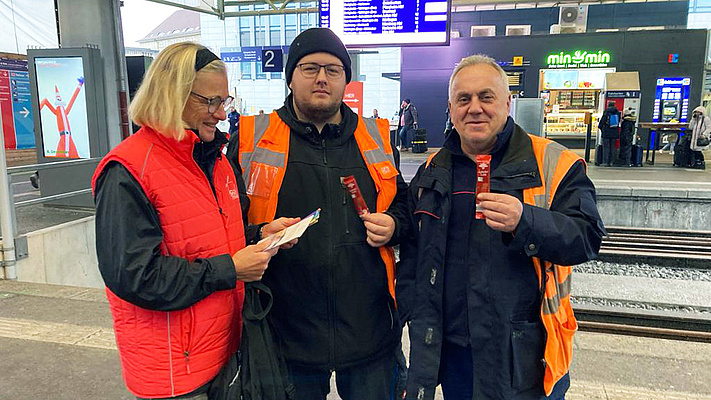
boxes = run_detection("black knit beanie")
[285,28,351,85]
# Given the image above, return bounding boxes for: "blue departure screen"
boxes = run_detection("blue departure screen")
[320,0,451,47]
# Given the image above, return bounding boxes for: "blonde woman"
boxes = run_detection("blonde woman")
[91,42,297,400]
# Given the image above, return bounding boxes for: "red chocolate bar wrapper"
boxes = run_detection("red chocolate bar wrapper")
[475,154,492,219]
[341,175,370,216]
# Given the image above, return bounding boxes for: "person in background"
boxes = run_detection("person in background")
[92,42,298,400]
[598,101,621,167]
[237,28,409,400]
[258,109,265,115]
[373,108,380,118]
[689,105,710,169]
[397,54,605,400]
[228,106,240,137]
[398,98,418,152]
[618,108,636,167]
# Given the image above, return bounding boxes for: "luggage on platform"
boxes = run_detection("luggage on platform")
[412,128,428,154]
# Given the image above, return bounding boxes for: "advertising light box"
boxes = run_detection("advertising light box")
[320,0,452,47]
[0,55,35,150]
[34,57,90,159]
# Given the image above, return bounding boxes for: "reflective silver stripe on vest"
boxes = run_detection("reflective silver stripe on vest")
[542,269,572,315]
[362,117,395,167]
[241,114,274,183]
[534,139,575,315]
[535,140,568,209]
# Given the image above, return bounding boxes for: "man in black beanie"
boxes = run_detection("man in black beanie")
[236,28,409,400]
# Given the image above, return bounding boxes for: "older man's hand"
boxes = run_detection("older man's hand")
[476,193,523,233]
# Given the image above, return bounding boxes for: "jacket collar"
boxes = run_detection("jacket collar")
[192,128,228,166]
[419,121,542,193]
[276,93,359,146]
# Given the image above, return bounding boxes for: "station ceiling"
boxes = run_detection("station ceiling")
[145,0,685,18]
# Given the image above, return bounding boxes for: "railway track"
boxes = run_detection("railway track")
[598,226,711,269]
[574,303,711,343]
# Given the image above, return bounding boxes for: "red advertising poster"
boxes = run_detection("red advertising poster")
[0,54,35,150]
[343,81,363,116]
[0,69,14,149]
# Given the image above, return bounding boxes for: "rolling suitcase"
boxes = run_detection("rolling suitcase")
[594,144,603,166]
[412,128,428,154]
[674,135,691,167]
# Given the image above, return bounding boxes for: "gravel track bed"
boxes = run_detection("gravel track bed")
[575,260,711,282]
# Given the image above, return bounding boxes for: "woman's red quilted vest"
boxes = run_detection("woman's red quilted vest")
[92,127,245,398]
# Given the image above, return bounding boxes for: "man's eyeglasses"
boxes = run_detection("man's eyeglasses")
[296,63,345,79]
[190,92,234,114]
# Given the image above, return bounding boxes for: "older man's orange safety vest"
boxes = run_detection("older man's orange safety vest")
[523,135,582,396]
[238,112,400,301]
[423,134,582,396]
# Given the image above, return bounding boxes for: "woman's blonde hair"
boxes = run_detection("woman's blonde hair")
[129,42,226,140]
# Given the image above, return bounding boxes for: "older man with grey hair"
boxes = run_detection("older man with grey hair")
[397,54,606,400]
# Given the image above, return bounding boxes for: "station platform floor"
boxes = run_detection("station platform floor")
[0,280,709,400]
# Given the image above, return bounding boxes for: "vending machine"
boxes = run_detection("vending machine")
[652,77,690,124]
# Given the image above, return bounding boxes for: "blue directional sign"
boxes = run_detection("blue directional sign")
[261,48,283,72]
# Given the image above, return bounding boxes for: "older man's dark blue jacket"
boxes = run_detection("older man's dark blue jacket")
[397,120,606,400]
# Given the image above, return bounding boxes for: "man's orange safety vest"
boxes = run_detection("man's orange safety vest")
[238,112,400,301]
[424,134,582,396]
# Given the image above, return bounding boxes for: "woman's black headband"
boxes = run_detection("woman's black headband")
[195,48,220,71]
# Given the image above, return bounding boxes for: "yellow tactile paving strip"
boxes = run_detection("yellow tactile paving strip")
[0,316,117,350]
[2,280,710,399]
[568,381,711,400]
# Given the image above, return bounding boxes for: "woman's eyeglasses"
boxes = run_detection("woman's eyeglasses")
[190,92,234,114]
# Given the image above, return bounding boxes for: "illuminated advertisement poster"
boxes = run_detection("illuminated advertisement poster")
[34,57,89,159]
[0,56,35,149]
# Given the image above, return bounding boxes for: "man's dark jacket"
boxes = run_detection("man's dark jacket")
[398,103,419,130]
[397,121,606,399]
[598,105,621,139]
[259,95,409,370]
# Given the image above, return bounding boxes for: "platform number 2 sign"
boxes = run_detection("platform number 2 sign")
[262,49,283,73]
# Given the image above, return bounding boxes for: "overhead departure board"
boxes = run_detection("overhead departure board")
[320,0,451,47]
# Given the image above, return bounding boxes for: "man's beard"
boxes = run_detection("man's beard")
[298,98,341,124]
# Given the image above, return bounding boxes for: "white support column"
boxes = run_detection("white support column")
[0,112,17,280]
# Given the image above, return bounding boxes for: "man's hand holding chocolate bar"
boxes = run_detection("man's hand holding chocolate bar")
[475,193,523,233]
[361,212,396,247]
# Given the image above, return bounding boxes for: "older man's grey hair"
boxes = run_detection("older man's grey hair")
[448,54,510,98]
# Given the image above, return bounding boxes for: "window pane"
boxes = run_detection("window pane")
[285,29,297,44]
[240,31,251,47]
[270,14,281,26]
[256,62,266,79]
[255,29,266,46]
[241,62,252,80]
[270,30,281,45]
[286,14,296,27]
[271,72,282,79]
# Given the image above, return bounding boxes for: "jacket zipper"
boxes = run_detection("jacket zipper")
[342,183,350,235]
[184,307,196,374]
[167,312,175,396]
[191,144,231,240]
[499,171,537,180]
[322,137,336,368]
